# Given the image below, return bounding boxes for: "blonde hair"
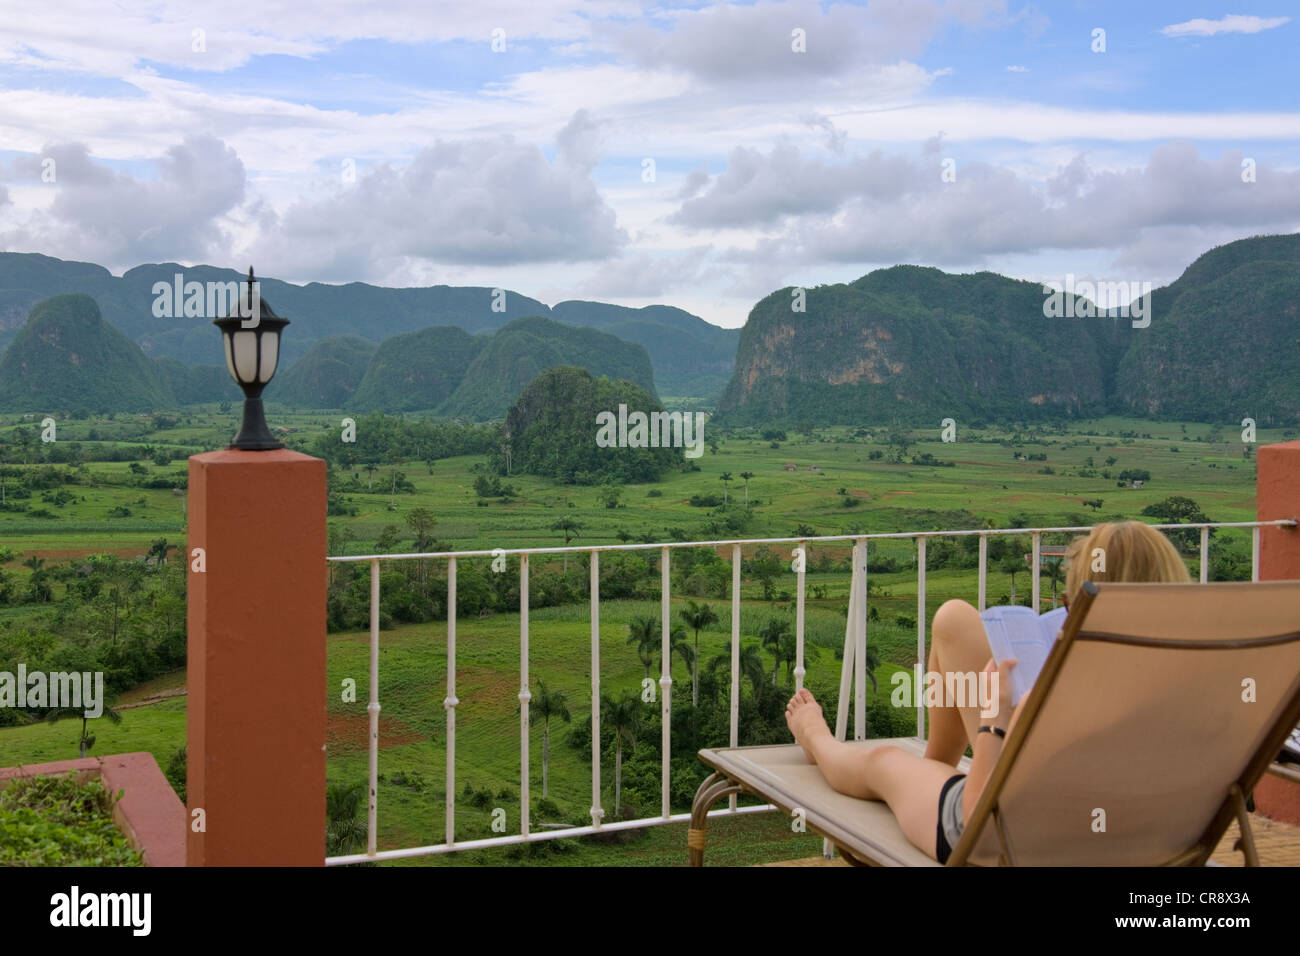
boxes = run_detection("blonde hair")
[1064,520,1191,608]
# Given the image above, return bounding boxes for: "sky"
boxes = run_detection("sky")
[0,0,1297,328]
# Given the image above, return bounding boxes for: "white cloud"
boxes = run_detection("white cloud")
[249,132,628,280]
[669,141,1300,278]
[1006,64,1028,72]
[1161,15,1290,38]
[0,136,246,267]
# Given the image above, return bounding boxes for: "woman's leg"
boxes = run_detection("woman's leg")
[924,599,993,766]
[787,689,959,859]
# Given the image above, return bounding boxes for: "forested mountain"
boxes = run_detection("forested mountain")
[437,317,656,420]
[0,294,173,412]
[277,335,377,409]
[349,326,484,413]
[550,301,738,397]
[718,233,1300,426]
[491,365,680,484]
[0,254,734,399]
[718,265,1132,424]
[1115,234,1300,425]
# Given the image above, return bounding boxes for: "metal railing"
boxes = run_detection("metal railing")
[323,518,1296,865]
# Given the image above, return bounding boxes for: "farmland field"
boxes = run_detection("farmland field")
[0,409,1284,865]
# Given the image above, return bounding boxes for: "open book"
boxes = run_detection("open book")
[980,605,1069,708]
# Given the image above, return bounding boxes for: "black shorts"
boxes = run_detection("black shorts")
[935,773,967,864]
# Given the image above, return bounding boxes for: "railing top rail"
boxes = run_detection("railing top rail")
[326,518,1297,563]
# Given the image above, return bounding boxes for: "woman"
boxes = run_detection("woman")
[784,520,1191,863]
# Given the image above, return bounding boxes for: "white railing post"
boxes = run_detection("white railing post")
[367,559,380,857]
[854,539,866,741]
[1252,526,1261,582]
[835,540,859,743]
[730,544,741,812]
[445,556,458,847]
[1199,526,1209,582]
[794,540,806,694]
[977,533,988,611]
[590,550,604,829]
[660,547,672,820]
[519,553,530,838]
[1030,532,1041,612]
[915,536,926,739]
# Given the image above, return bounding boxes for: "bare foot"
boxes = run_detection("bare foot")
[785,688,831,764]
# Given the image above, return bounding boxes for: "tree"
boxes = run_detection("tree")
[1000,554,1024,605]
[719,472,732,504]
[708,644,767,701]
[147,538,175,566]
[528,678,570,798]
[325,780,368,856]
[406,507,437,553]
[600,690,641,818]
[679,600,719,707]
[363,461,378,491]
[626,615,659,679]
[886,423,914,463]
[759,618,791,686]
[1042,556,1065,608]
[747,547,783,601]
[660,623,693,683]
[1141,495,1213,551]
[598,485,622,509]
[550,518,582,572]
[46,703,123,759]
[739,471,755,506]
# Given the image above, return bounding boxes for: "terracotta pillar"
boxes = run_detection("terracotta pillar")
[187,449,326,865]
[1254,440,1300,824]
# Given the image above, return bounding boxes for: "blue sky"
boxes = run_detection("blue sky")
[0,1,1296,327]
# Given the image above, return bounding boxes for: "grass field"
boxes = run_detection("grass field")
[0,410,1283,865]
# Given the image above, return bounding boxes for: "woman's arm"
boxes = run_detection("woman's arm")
[962,657,1019,820]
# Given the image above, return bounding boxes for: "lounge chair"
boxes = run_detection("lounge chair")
[689,580,1300,866]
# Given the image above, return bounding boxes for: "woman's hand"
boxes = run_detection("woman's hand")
[982,657,1017,730]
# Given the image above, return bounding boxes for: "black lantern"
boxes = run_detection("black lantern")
[213,266,290,450]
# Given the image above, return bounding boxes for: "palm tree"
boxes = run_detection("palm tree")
[739,471,755,506]
[46,703,123,758]
[363,462,378,491]
[626,616,658,679]
[1043,555,1065,608]
[708,644,767,700]
[679,600,718,707]
[529,678,570,798]
[660,623,693,683]
[719,472,733,504]
[325,780,368,856]
[1000,554,1024,605]
[550,518,581,572]
[778,631,822,687]
[600,690,641,818]
[759,618,791,686]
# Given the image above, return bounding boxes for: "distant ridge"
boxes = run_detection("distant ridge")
[0,254,738,400]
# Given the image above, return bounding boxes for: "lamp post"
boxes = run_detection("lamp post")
[213,266,289,450]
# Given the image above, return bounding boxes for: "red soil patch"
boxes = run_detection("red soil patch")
[326,711,425,754]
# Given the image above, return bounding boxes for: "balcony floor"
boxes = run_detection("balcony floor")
[758,814,1300,866]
